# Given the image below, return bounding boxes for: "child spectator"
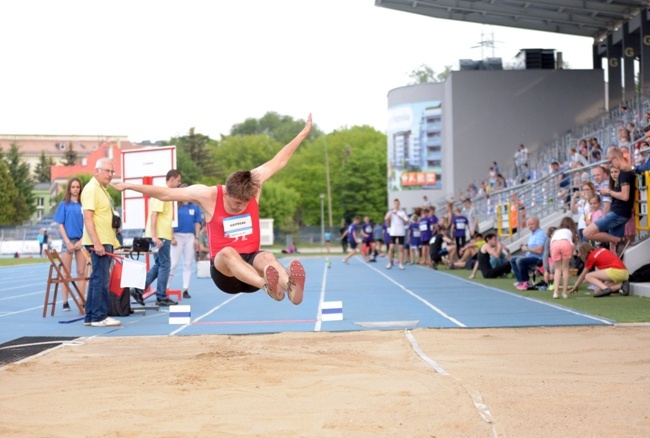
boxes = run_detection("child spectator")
[450,206,469,252]
[550,217,579,299]
[407,214,421,265]
[542,226,557,290]
[570,182,595,242]
[569,243,630,298]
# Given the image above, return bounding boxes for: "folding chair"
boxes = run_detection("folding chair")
[43,249,88,317]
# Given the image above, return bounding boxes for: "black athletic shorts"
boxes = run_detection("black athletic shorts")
[210,252,263,294]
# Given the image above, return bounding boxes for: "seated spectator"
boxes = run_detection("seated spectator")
[570,181,595,242]
[583,147,635,257]
[469,233,511,279]
[511,216,547,290]
[569,242,630,298]
[282,241,298,254]
[429,225,454,270]
[569,147,588,169]
[449,233,485,270]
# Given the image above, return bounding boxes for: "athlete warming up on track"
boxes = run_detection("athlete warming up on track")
[112,115,312,304]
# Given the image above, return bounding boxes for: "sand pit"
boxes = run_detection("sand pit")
[1,326,649,437]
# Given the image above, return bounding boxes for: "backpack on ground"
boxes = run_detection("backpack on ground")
[108,288,132,317]
[630,263,650,283]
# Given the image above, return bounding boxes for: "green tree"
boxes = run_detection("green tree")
[212,134,279,180]
[230,112,322,145]
[258,181,300,233]
[0,160,19,224]
[34,150,54,183]
[273,126,387,227]
[408,64,452,84]
[63,143,78,166]
[4,143,35,221]
[169,128,219,177]
[176,148,203,185]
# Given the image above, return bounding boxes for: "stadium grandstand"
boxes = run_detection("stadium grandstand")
[377,1,650,296]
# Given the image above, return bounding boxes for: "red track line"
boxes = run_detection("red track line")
[192,319,317,325]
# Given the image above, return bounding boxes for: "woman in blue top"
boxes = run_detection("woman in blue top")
[53,177,86,311]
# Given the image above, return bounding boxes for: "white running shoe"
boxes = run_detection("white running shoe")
[386,263,392,269]
[90,317,121,327]
[399,264,405,270]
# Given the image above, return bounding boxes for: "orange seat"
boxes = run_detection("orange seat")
[43,249,89,317]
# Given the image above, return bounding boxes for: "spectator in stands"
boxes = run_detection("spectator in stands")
[53,177,86,312]
[620,125,650,174]
[569,242,630,298]
[496,173,507,190]
[509,193,525,234]
[591,165,611,214]
[570,181,595,242]
[551,161,571,206]
[583,147,635,257]
[488,166,497,189]
[617,126,632,149]
[469,232,511,280]
[569,147,588,169]
[585,195,604,231]
[589,138,603,162]
[510,216,546,290]
[514,144,529,183]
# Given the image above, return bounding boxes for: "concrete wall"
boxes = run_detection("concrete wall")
[446,69,605,197]
[387,69,605,213]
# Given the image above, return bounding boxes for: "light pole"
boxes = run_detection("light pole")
[320,193,325,249]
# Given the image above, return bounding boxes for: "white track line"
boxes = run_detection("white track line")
[169,294,241,336]
[361,259,466,327]
[405,329,499,437]
[314,260,330,332]
[432,268,614,325]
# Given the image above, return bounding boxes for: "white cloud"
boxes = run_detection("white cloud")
[0,0,594,141]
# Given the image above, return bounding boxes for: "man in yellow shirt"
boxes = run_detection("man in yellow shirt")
[143,169,182,306]
[82,158,121,327]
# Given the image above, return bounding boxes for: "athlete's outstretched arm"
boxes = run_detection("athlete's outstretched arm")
[111,182,210,206]
[253,114,312,184]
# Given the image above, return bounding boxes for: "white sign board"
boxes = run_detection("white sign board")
[120,146,178,230]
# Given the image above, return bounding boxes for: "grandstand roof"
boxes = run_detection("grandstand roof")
[375,0,650,41]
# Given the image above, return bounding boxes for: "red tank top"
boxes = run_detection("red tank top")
[207,185,261,257]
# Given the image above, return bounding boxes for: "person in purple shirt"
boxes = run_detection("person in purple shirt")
[407,214,421,264]
[451,206,469,252]
[418,208,432,266]
[382,221,390,256]
[342,215,361,264]
[361,216,375,262]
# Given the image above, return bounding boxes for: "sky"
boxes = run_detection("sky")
[0,0,595,142]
